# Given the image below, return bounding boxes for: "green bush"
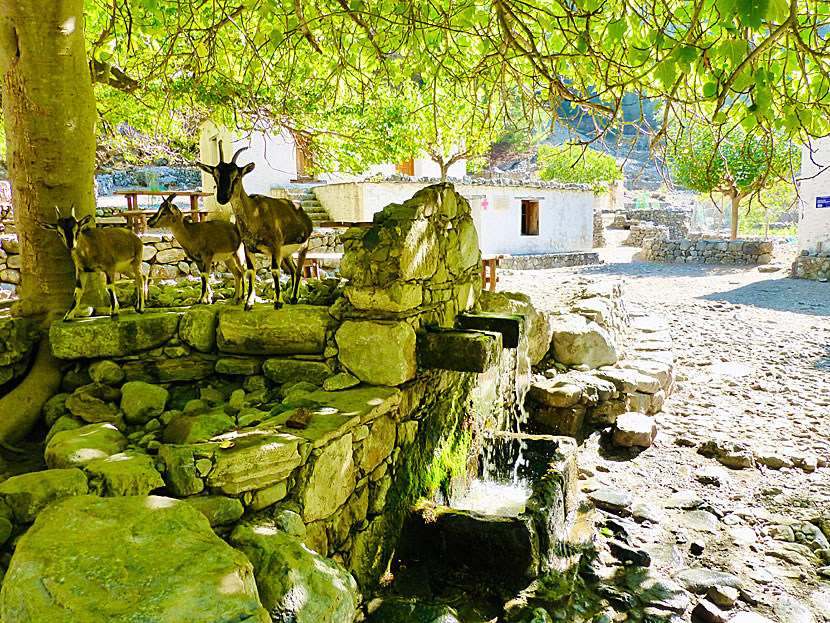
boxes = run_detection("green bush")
[538,144,622,192]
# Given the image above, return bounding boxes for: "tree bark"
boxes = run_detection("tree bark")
[730,193,740,240]
[0,0,96,443]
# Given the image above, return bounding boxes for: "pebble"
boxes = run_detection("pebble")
[694,465,732,488]
[692,599,729,623]
[707,585,740,609]
[588,488,633,515]
[773,595,817,623]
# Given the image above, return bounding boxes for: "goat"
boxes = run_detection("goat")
[42,206,147,321]
[196,141,313,310]
[147,195,246,305]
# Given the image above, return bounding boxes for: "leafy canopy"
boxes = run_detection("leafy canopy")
[83,0,830,167]
[538,144,622,190]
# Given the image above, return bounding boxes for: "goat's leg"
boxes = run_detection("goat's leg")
[271,251,283,309]
[137,272,147,313]
[198,260,213,304]
[227,252,245,305]
[243,251,257,311]
[64,268,87,321]
[291,246,308,304]
[104,270,120,318]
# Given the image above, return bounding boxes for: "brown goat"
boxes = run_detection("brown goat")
[196,142,313,310]
[148,195,246,304]
[43,206,146,320]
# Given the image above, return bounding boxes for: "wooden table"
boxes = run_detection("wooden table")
[114,190,212,233]
[318,221,374,229]
[481,254,504,292]
[121,209,210,234]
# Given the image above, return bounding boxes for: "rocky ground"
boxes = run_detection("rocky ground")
[499,227,830,623]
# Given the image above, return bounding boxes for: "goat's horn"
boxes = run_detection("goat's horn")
[70,204,76,218]
[218,140,225,163]
[165,194,177,203]
[231,146,248,164]
[54,206,62,219]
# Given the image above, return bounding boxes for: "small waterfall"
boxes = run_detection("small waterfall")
[455,322,535,515]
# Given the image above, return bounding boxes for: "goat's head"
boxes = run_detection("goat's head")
[147,194,181,228]
[41,206,93,250]
[196,141,255,205]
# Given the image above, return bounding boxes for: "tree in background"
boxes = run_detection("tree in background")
[538,144,623,191]
[667,125,800,239]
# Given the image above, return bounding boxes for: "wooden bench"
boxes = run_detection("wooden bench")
[298,252,344,278]
[114,190,212,233]
[481,254,504,292]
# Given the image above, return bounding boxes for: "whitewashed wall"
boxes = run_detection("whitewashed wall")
[314,181,594,255]
[799,137,830,252]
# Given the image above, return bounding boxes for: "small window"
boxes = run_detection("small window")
[521,200,539,236]
[396,158,415,176]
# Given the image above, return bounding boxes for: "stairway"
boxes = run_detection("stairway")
[285,186,330,225]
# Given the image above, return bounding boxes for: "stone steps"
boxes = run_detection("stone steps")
[283,187,331,223]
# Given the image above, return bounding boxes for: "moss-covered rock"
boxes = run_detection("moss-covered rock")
[0,495,269,623]
[179,306,219,353]
[49,311,181,359]
[230,521,359,623]
[83,452,165,496]
[217,306,335,355]
[0,468,89,523]
[45,423,128,470]
[336,321,416,386]
[262,358,332,385]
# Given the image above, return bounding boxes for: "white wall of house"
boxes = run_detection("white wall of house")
[799,136,830,252]
[314,181,594,254]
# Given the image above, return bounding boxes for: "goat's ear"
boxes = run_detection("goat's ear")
[196,162,214,175]
[77,214,94,229]
[241,162,255,176]
[41,221,58,231]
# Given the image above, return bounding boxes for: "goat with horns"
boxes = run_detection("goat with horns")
[42,206,147,321]
[197,142,313,310]
[148,195,246,305]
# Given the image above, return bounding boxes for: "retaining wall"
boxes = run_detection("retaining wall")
[639,236,773,265]
[791,252,830,281]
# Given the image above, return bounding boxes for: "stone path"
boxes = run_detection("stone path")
[500,229,830,623]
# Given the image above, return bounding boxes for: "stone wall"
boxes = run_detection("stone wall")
[612,208,689,239]
[639,237,774,265]
[2,183,523,602]
[622,223,668,247]
[791,251,830,281]
[525,280,673,443]
[593,210,605,248]
[499,252,600,270]
[0,229,343,296]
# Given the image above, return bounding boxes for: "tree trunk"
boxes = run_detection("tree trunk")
[440,162,449,182]
[0,0,96,443]
[730,193,740,240]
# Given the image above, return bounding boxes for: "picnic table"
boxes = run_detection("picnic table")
[481,254,504,292]
[114,190,212,234]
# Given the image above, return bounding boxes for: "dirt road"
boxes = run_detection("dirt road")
[500,230,830,623]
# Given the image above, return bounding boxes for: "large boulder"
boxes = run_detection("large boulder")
[336,321,417,386]
[49,312,181,359]
[120,381,169,424]
[480,290,553,366]
[0,469,88,523]
[44,423,127,469]
[217,306,335,355]
[230,521,360,623]
[549,314,618,369]
[0,495,269,623]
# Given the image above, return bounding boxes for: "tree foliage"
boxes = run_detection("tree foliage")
[538,144,622,190]
[667,123,800,237]
[82,0,830,164]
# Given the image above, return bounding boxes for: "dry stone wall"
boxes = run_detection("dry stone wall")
[622,223,668,247]
[791,251,830,281]
[499,252,599,270]
[0,229,343,296]
[5,183,509,602]
[639,236,774,265]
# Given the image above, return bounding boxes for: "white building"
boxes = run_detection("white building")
[199,122,593,256]
[798,136,830,253]
[315,180,594,255]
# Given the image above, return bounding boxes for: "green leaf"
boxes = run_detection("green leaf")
[654,60,677,86]
[607,18,627,42]
[702,81,719,98]
[736,0,769,29]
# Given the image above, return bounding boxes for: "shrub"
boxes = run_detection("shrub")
[538,144,622,192]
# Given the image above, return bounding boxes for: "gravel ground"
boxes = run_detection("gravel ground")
[500,228,830,622]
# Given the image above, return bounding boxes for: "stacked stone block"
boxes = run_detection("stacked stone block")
[625,208,689,238]
[499,252,599,270]
[622,222,668,247]
[639,237,773,265]
[593,209,606,248]
[792,251,830,281]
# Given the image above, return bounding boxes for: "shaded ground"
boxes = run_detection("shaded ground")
[500,228,830,622]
